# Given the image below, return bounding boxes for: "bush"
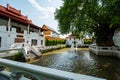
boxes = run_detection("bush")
[84,39,93,44]
[14,51,23,61]
[45,39,66,46]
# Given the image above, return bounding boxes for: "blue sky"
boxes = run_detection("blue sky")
[0,0,67,38]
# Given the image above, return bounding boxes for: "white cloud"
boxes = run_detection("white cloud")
[48,0,52,2]
[28,0,55,19]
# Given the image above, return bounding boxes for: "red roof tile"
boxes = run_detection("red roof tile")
[0,4,42,30]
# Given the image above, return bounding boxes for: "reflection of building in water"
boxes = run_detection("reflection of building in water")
[0,4,45,50]
[66,34,83,47]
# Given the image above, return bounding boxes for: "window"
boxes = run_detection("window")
[0,37,1,48]
[6,27,8,31]
[15,38,24,43]
[12,26,23,33]
[31,39,37,46]
[41,40,43,45]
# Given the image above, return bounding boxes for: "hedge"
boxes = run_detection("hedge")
[45,39,66,46]
[83,39,93,44]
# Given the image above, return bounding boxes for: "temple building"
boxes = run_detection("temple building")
[42,24,60,40]
[0,4,45,50]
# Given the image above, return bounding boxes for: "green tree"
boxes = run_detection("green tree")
[55,0,120,46]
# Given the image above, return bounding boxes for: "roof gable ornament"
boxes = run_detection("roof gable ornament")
[7,4,21,16]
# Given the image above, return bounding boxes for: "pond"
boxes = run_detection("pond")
[32,48,120,80]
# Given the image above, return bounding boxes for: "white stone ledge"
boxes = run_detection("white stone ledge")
[89,45,120,59]
[0,58,105,80]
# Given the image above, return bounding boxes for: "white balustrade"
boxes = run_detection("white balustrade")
[31,46,41,57]
[21,47,31,60]
[0,58,105,80]
[89,45,120,58]
[24,30,27,35]
[9,43,23,49]
[0,26,6,32]
[30,32,38,37]
[11,28,16,33]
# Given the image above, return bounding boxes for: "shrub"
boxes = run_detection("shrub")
[14,51,23,61]
[84,39,93,44]
[45,39,66,46]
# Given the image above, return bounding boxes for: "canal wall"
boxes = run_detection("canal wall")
[89,45,120,59]
[0,45,66,61]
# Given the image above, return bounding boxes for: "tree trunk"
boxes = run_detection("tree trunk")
[95,27,115,47]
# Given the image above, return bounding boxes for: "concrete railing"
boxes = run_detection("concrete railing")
[5,44,65,61]
[31,46,41,57]
[8,43,23,49]
[89,45,120,59]
[37,45,66,51]
[0,58,105,80]
[21,47,31,60]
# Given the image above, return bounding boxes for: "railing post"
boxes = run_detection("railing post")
[0,58,106,80]
[10,72,22,80]
[0,66,5,71]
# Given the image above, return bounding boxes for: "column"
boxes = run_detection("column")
[27,24,30,34]
[8,18,11,31]
[39,28,41,47]
[27,25,30,44]
[43,30,45,46]
[39,28,41,33]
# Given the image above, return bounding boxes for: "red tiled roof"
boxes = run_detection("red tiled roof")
[42,24,60,35]
[0,4,42,30]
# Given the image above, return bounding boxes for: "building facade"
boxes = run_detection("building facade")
[42,24,60,38]
[66,35,83,47]
[0,4,45,50]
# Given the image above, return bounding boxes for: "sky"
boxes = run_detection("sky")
[0,0,67,38]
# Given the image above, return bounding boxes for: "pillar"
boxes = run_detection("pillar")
[8,18,11,31]
[27,24,30,34]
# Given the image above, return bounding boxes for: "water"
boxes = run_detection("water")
[32,49,120,80]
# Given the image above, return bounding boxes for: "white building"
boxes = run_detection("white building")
[0,4,45,50]
[66,32,120,47]
[66,35,83,47]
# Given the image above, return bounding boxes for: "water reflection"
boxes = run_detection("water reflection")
[32,49,120,80]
